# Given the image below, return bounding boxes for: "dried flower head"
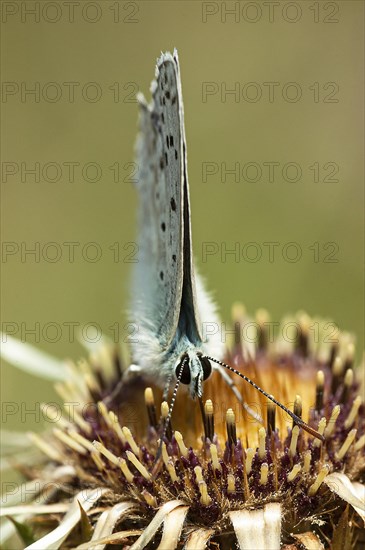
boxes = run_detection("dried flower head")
[1,308,364,549]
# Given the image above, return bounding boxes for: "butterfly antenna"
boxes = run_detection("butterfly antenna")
[153,356,188,471]
[204,356,325,442]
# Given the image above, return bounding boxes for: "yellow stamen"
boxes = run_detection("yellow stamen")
[84,372,101,395]
[344,368,354,388]
[126,450,151,480]
[144,387,154,405]
[108,411,127,444]
[40,403,69,430]
[210,444,221,472]
[226,408,235,424]
[27,432,63,462]
[245,448,254,475]
[161,442,169,467]
[335,429,357,460]
[227,474,236,494]
[232,302,246,319]
[294,395,302,418]
[53,428,86,454]
[313,417,326,448]
[354,434,365,451]
[93,440,119,467]
[258,427,266,459]
[194,465,203,483]
[97,402,113,428]
[64,380,79,401]
[78,357,92,377]
[69,430,95,452]
[317,370,325,386]
[256,308,270,324]
[324,405,340,437]
[345,342,355,363]
[142,490,157,507]
[194,466,211,505]
[204,399,214,439]
[166,460,178,483]
[308,464,330,496]
[303,450,311,473]
[288,464,301,482]
[333,356,343,376]
[119,458,134,482]
[91,450,105,471]
[226,408,237,446]
[122,427,141,457]
[205,399,214,415]
[66,360,89,400]
[344,396,362,429]
[232,302,246,341]
[144,387,158,428]
[161,401,169,419]
[72,409,92,435]
[96,344,114,373]
[175,431,189,458]
[259,463,269,485]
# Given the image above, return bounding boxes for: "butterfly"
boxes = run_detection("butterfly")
[128,50,324,443]
[130,49,224,400]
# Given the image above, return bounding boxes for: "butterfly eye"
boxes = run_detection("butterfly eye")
[175,356,191,384]
[199,356,212,381]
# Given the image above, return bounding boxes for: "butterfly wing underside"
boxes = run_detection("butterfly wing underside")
[131,51,203,360]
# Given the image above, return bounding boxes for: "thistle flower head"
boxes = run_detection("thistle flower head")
[1,309,364,549]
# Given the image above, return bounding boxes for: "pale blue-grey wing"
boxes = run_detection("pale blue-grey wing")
[131,51,186,353]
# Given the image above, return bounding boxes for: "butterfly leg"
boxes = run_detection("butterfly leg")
[103,364,142,407]
[115,363,142,387]
[214,365,263,424]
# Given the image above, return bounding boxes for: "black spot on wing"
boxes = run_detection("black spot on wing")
[151,111,158,125]
[160,271,164,281]
[161,222,166,232]
[170,197,176,211]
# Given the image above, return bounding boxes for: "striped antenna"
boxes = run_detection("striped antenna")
[153,355,189,469]
[204,356,325,442]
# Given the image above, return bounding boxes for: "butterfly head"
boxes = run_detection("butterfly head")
[175,351,212,398]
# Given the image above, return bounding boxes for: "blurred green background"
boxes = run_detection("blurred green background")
[1,1,364,439]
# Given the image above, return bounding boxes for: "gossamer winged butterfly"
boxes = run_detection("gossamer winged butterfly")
[129,50,324,444]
